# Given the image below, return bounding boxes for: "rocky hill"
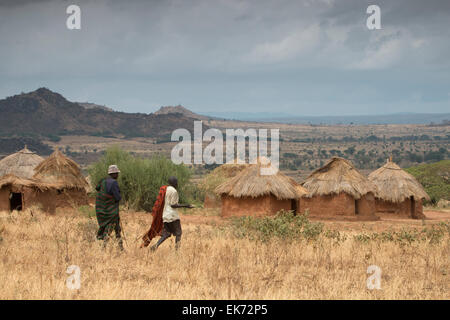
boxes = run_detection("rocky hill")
[154,105,210,121]
[0,88,203,139]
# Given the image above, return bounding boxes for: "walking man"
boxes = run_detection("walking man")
[95,165,123,250]
[141,176,193,250]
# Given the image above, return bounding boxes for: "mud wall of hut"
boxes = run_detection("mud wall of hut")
[25,188,88,214]
[0,187,10,211]
[204,193,221,209]
[301,192,355,216]
[0,185,88,213]
[356,193,376,217]
[269,196,293,214]
[375,199,410,215]
[414,200,425,219]
[221,194,293,217]
[375,198,424,219]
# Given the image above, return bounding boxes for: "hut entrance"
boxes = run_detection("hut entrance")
[410,196,415,217]
[9,192,23,211]
[355,200,360,215]
[291,199,297,215]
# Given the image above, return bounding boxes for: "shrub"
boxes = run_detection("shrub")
[352,222,449,245]
[324,229,347,243]
[88,145,194,211]
[405,160,450,204]
[230,210,324,242]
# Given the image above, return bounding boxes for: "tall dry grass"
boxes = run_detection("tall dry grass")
[0,208,448,299]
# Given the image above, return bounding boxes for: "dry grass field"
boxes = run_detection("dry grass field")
[0,207,448,300]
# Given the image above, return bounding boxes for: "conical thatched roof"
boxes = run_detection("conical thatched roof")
[0,146,44,179]
[368,160,430,203]
[215,159,308,200]
[302,157,375,199]
[32,150,88,190]
[200,161,249,196]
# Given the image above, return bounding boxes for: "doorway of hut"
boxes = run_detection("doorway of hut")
[410,196,415,217]
[9,192,23,211]
[291,199,297,215]
[355,199,360,215]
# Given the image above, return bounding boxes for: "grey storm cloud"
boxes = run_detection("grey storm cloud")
[0,0,449,115]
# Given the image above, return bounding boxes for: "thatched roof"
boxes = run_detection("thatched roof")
[302,157,375,199]
[368,160,430,202]
[32,150,88,190]
[0,174,51,191]
[215,159,308,200]
[0,146,44,179]
[200,161,249,195]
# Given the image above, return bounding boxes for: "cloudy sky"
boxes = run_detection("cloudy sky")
[1,0,449,116]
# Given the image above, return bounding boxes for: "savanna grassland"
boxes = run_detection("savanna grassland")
[0,207,448,299]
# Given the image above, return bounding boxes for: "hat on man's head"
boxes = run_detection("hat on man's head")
[108,165,120,174]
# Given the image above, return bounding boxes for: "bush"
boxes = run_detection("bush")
[230,210,324,242]
[352,223,449,245]
[88,145,195,211]
[405,160,450,204]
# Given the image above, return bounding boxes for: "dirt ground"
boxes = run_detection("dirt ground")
[129,208,449,233]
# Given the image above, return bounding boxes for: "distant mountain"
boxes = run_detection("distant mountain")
[0,88,203,139]
[155,105,210,121]
[0,137,53,157]
[202,111,450,125]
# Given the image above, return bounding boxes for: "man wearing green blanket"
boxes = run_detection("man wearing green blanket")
[95,165,123,250]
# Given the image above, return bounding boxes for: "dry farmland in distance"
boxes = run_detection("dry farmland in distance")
[42,122,449,182]
[0,207,448,299]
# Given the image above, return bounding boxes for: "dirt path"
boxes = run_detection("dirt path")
[422,209,450,220]
[121,208,449,233]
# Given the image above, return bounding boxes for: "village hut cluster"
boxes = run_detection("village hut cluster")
[0,146,430,220]
[0,147,88,213]
[208,156,430,220]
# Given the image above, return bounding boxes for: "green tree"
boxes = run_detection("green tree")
[88,146,194,211]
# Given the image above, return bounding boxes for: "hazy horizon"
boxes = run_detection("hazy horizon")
[1,0,450,116]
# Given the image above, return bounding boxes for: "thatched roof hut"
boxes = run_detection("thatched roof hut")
[301,157,378,219]
[216,161,307,200]
[0,151,89,213]
[32,150,88,190]
[302,157,375,199]
[0,146,44,179]
[200,161,249,208]
[0,150,89,213]
[368,160,429,218]
[215,159,308,217]
[368,160,430,202]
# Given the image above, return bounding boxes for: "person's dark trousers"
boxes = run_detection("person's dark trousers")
[97,220,123,250]
[152,219,182,250]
